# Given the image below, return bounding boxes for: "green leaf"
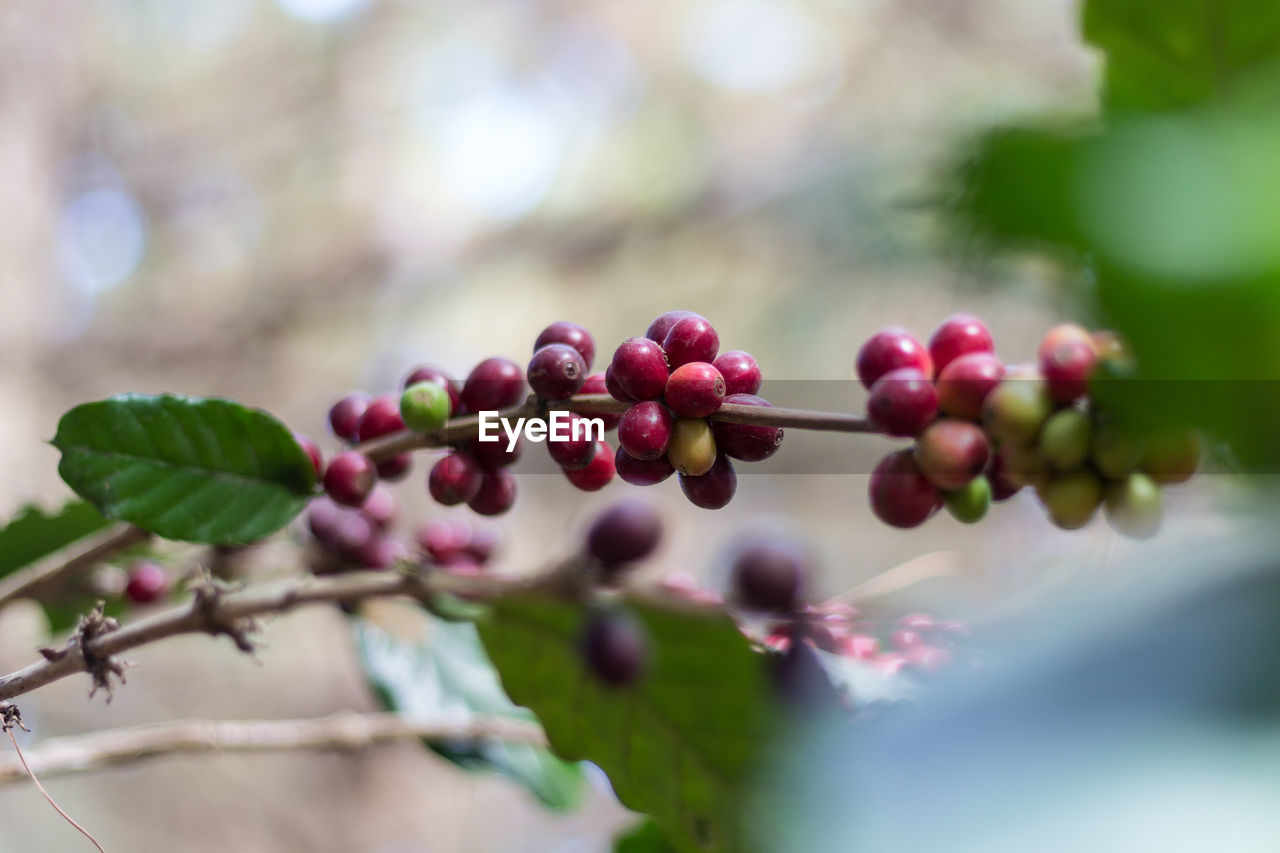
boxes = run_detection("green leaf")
[478,595,783,853]
[616,819,681,853]
[0,500,111,579]
[352,613,585,811]
[53,394,316,545]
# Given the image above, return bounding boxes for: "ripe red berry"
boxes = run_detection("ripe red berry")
[356,395,405,442]
[416,517,471,563]
[328,393,371,442]
[461,357,526,413]
[306,498,344,543]
[713,350,762,396]
[987,450,1023,502]
[401,365,461,415]
[563,441,616,491]
[375,454,411,482]
[586,501,663,573]
[936,352,1004,420]
[527,343,588,401]
[868,449,941,528]
[711,393,783,461]
[125,561,169,605]
[547,413,598,470]
[359,484,397,530]
[662,315,720,368]
[581,609,647,687]
[324,451,377,507]
[355,535,412,570]
[333,511,375,559]
[428,452,483,505]
[614,446,675,486]
[646,310,702,344]
[731,540,808,612]
[914,419,991,490]
[618,401,674,461]
[468,469,518,515]
[534,321,596,370]
[293,432,324,479]
[610,338,669,401]
[464,525,500,564]
[678,453,736,509]
[1041,339,1099,403]
[1038,323,1095,363]
[928,314,994,377]
[664,362,726,418]
[580,373,621,429]
[856,327,932,389]
[866,368,938,437]
[603,363,636,403]
[468,436,522,470]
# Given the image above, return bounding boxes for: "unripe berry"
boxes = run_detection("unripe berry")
[618,401,674,461]
[359,484,397,530]
[936,352,1004,420]
[1041,339,1099,403]
[294,432,324,479]
[1041,472,1102,530]
[462,357,526,413]
[328,393,371,442]
[563,441,616,491]
[357,395,405,442]
[868,450,940,529]
[646,310,701,344]
[527,343,588,401]
[579,373,621,429]
[730,540,808,612]
[1038,323,1096,363]
[614,446,675,486]
[610,338,669,401]
[400,382,451,432]
[993,442,1049,491]
[678,453,737,509]
[1090,423,1142,480]
[944,476,992,523]
[713,350,762,396]
[581,609,648,687]
[914,419,991,490]
[586,501,663,574]
[711,394,783,461]
[428,452,483,505]
[866,368,938,437]
[547,413,597,470]
[928,314,994,377]
[667,418,717,476]
[468,436,522,470]
[534,321,595,370]
[1104,472,1163,539]
[1091,330,1134,372]
[125,560,169,605]
[468,469,518,515]
[981,378,1053,445]
[402,365,461,415]
[464,525,500,565]
[856,327,931,389]
[324,451,377,507]
[662,315,719,368]
[1038,408,1092,471]
[1141,429,1201,484]
[665,362,726,418]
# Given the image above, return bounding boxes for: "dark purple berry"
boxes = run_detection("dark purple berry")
[610,338,668,401]
[563,441,616,491]
[580,373,621,430]
[469,436,523,470]
[711,393,783,461]
[306,498,344,543]
[731,540,808,612]
[428,452,483,505]
[355,535,412,570]
[375,454,411,482]
[359,484,397,530]
[713,350,762,396]
[678,453,736,509]
[125,561,169,605]
[586,501,663,573]
[603,364,636,403]
[614,446,675,486]
[662,315,719,368]
[462,357,526,412]
[868,449,941,528]
[618,401,674,461]
[645,310,701,344]
[581,609,647,687]
[467,469,518,516]
[328,393,371,442]
[547,413,597,470]
[324,451,376,507]
[534,321,596,370]
[527,343,587,401]
[664,362,725,418]
[356,395,405,442]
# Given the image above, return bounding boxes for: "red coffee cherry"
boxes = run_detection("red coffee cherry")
[356,395,405,442]
[468,469,518,516]
[856,327,931,389]
[603,363,637,403]
[581,609,648,687]
[355,535,412,571]
[580,373,621,430]
[125,560,169,605]
[1038,323,1095,363]
[527,343,588,401]
[428,452,483,505]
[936,352,1004,420]
[463,525,500,564]
[468,436,523,470]
[713,350,762,396]
[987,450,1023,502]
[664,362,726,418]
[306,498,344,543]
[928,314,994,377]
[1041,339,1099,403]
[374,454,411,482]
[914,419,991,490]
[866,368,938,437]
[646,310,702,344]
[678,453,737,509]
[618,401,674,461]
[416,517,472,563]
[586,501,663,574]
[731,540,808,613]
[610,338,669,401]
[401,365,461,415]
[324,451,377,507]
[868,449,941,528]
[614,446,675,486]
[461,357,526,413]
[294,432,324,479]
[359,484,398,530]
[563,441,616,491]
[534,321,596,370]
[711,393,783,461]
[328,392,372,442]
[662,315,720,368]
[547,413,598,470]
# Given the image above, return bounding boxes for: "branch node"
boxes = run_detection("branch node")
[76,603,127,701]
[0,702,28,733]
[191,575,259,656]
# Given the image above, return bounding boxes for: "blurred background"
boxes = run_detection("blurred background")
[0,0,1226,850]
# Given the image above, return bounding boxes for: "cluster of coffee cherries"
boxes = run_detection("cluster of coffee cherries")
[605,311,782,510]
[858,316,1199,535]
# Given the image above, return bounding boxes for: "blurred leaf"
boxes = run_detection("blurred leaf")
[53,394,316,545]
[352,614,585,811]
[0,500,110,580]
[615,819,680,853]
[478,594,783,853]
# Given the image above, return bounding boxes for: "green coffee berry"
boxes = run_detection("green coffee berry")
[1038,408,1091,471]
[981,379,1053,445]
[1042,471,1103,530]
[944,476,992,524]
[400,381,451,432]
[1104,472,1163,539]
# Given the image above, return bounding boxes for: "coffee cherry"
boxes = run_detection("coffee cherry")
[581,609,647,687]
[914,419,991,490]
[856,327,932,389]
[1091,330,1134,371]
[328,393,371,442]
[400,382,452,432]
[993,441,1049,490]
[928,315,994,377]
[356,395,405,442]
[402,365,461,415]
[1038,323,1096,363]
[663,315,719,368]
[664,362,726,418]
[306,498,344,543]
[534,321,595,370]
[603,363,637,403]
[617,401,674,461]
[294,432,324,479]
[563,441,616,491]
[375,454,411,482]
[355,535,412,570]
[678,453,737,509]
[730,540,808,612]
[610,337,669,401]
[987,451,1022,502]
[547,413,597,470]
[464,525,500,564]
[868,449,940,528]
[713,350,762,396]
[468,469,518,515]
[936,352,1004,420]
[866,368,938,437]
[944,476,991,523]
[469,436,522,470]
[527,343,588,401]
[667,418,717,476]
[614,446,675,486]
[1090,423,1142,480]
[461,357,526,413]
[646,310,701,344]
[428,452,483,505]
[125,561,169,605]
[359,484,397,530]
[1104,472,1163,539]
[324,451,376,507]
[580,373,621,429]
[1041,471,1102,530]
[981,378,1053,445]
[416,517,471,563]
[1141,428,1200,484]
[333,510,375,559]
[1041,339,1099,403]
[586,501,663,573]
[711,393,783,461]
[1038,408,1092,471]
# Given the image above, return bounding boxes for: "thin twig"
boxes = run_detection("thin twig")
[7,729,107,852]
[0,524,152,608]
